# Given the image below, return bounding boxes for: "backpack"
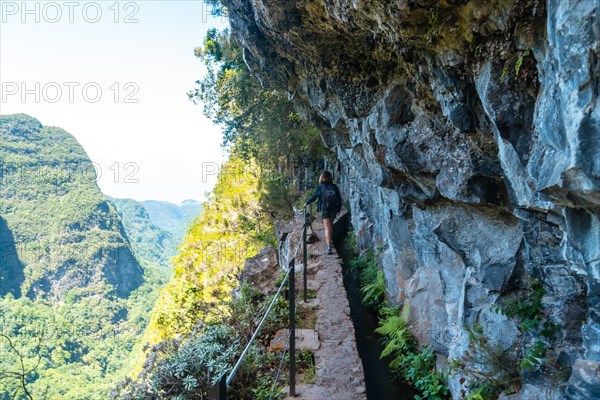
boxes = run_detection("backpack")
[322,184,340,212]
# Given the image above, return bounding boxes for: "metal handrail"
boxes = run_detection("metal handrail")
[288,209,307,261]
[210,208,309,399]
[269,329,293,398]
[226,262,292,385]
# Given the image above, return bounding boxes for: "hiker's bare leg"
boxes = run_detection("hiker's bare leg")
[323,218,333,246]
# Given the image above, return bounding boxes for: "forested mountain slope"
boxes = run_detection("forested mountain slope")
[0,114,143,299]
[109,198,203,275]
[110,198,175,271]
[0,114,161,399]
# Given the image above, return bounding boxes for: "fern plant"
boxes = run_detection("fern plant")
[375,305,450,399]
[351,250,387,308]
[375,305,415,367]
[361,270,386,308]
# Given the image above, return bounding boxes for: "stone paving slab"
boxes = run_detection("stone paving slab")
[285,211,366,399]
[271,328,320,351]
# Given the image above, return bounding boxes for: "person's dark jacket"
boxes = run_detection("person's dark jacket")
[306,183,342,213]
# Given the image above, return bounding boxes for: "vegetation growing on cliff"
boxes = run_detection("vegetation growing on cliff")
[141,24,329,343]
[142,157,272,342]
[451,279,565,398]
[121,22,327,395]
[348,244,450,400]
[0,114,166,399]
[189,27,327,220]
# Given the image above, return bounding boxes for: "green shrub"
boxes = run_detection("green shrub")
[351,250,386,308]
[450,323,520,398]
[114,276,300,399]
[403,347,449,400]
[376,305,415,363]
[376,305,449,400]
[111,325,239,399]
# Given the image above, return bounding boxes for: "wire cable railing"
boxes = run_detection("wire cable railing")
[268,329,292,399]
[226,261,293,386]
[209,206,310,400]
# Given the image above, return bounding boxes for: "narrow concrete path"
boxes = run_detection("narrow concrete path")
[286,211,366,399]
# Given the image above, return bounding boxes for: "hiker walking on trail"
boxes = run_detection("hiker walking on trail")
[304,171,342,255]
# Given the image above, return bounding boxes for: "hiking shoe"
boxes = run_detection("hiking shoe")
[325,245,333,255]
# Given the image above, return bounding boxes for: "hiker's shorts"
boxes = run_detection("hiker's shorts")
[321,210,336,220]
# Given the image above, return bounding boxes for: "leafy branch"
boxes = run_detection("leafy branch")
[0,332,48,400]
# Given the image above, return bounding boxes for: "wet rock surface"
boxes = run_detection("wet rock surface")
[225,0,599,398]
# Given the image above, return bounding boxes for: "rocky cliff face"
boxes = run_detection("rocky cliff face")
[224,0,599,398]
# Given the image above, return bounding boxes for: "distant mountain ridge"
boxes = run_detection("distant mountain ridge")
[109,198,201,270]
[140,199,202,241]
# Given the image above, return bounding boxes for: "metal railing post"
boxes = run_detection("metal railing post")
[210,222,306,398]
[289,258,296,397]
[208,373,227,400]
[303,205,308,303]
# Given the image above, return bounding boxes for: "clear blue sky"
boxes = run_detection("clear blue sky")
[0,0,229,203]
